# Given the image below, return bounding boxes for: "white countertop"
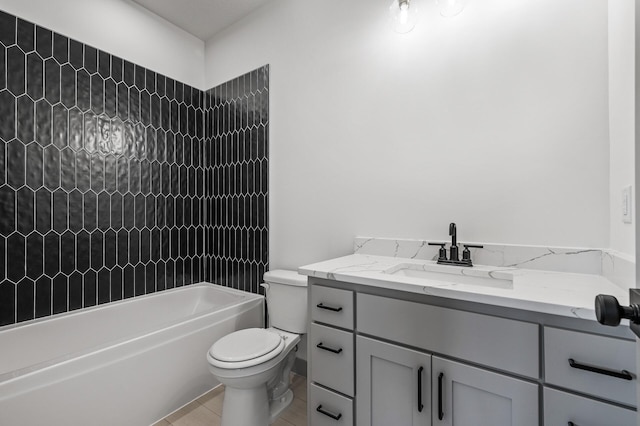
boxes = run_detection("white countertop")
[299,254,629,321]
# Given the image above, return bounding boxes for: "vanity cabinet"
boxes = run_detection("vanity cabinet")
[307,279,636,426]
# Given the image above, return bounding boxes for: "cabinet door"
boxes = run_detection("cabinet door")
[356,335,431,426]
[432,357,538,426]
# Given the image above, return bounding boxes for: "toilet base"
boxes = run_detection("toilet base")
[220,386,295,426]
[269,389,294,424]
[221,385,269,426]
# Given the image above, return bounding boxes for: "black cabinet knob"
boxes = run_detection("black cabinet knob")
[595,294,640,326]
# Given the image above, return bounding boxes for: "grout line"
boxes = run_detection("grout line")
[196,399,217,416]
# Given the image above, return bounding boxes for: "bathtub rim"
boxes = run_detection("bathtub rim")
[0,283,264,383]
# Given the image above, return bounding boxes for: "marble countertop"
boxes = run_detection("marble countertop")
[299,254,629,321]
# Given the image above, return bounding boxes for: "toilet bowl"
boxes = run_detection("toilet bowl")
[206,270,308,426]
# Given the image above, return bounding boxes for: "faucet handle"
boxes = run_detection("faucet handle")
[463,244,484,249]
[428,242,448,261]
[462,244,483,262]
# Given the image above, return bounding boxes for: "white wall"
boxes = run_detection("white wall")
[0,0,205,88]
[205,0,611,270]
[609,0,636,258]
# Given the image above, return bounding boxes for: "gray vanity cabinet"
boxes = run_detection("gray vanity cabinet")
[356,335,432,426]
[432,357,538,426]
[307,278,635,426]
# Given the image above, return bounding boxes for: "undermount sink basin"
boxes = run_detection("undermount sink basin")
[384,263,513,289]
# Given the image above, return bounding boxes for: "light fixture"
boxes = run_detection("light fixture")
[389,0,418,34]
[438,0,465,17]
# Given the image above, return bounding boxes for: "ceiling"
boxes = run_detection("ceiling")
[130,0,272,41]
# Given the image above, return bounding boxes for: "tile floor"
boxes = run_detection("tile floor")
[154,374,307,426]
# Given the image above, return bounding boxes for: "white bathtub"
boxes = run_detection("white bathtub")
[0,283,263,426]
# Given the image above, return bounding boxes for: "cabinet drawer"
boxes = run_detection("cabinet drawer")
[544,387,636,426]
[311,285,354,330]
[310,323,354,396]
[544,327,636,406]
[357,293,539,378]
[309,383,353,426]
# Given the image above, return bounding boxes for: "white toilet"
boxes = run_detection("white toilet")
[206,270,308,426]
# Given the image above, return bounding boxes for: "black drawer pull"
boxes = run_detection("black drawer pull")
[417,366,424,413]
[568,358,633,381]
[568,422,577,426]
[438,372,444,420]
[316,404,342,421]
[316,342,343,354]
[317,303,343,312]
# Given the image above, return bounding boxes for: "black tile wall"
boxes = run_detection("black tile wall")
[0,10,237,326]
[205,67,269,295]
[0,10,270,327]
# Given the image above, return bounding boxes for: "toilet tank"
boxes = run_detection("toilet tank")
[262,270,308,334]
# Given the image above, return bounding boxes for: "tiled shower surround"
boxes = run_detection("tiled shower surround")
[0,10,269,326]
[204,70,269,294]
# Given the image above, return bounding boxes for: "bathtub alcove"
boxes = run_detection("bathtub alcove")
[0,283,263,426]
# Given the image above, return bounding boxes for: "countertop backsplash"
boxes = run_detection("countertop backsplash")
[354,237,635,291]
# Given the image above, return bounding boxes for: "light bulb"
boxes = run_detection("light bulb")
[389,0,417,34]
[439,0,464,17]
[399,5,409,25]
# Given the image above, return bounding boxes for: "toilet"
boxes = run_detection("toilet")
[206,270,308,426]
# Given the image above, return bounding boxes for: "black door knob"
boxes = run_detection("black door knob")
[595,294,640,326]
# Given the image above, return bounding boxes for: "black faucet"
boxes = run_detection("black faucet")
[449,223,459,262]
[428,223,483,267]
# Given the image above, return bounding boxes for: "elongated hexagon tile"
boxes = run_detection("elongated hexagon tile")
[26,52,43,100]
[60,64,76,108]
[34,98,53,147]
[35,26,52,59]
[7,139,26,189]
[34,276,51,318]
[52,273,68,314]
[44,58,60,104]
[26,232,43,280]
[52,33,68,65]
[16,187,35,234]
[26,143,44,190]
[0,90,17,141]
[7,46,26,96]
[43,231,60,278]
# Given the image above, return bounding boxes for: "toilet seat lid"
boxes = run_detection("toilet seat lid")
[209,328,284,364]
